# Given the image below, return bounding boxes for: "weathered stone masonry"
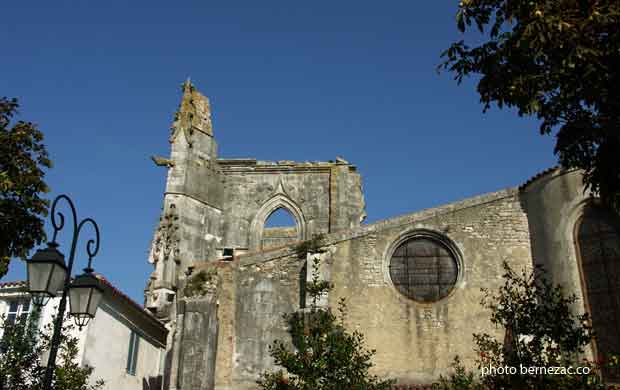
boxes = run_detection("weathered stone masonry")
[145,82,618,389]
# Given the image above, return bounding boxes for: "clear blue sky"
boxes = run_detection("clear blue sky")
[2,1,556,303]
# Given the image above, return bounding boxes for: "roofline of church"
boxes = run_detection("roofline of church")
[216,157,357,171]
[517,165,584,192]
[190,165,583,270]
[196,186,518,268]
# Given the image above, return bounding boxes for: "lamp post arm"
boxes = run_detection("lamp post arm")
[41,195,101,390]
[42,194,78,390]
[49,194,78,246]
[76,218,100,273]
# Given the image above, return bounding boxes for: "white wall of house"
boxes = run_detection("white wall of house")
[83,301,163,389]
[0,284,166,390]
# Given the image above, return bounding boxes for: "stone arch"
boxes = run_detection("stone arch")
[249,194,307,250]
[573,201,620,381]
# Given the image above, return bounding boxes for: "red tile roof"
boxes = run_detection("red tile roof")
[0,276,165,333]
[0,280,26,288]
[92,273,164,329]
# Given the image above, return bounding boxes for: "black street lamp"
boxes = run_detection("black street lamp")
[25,194,103,390]
[26,242,67,307]
[68,272,104,328]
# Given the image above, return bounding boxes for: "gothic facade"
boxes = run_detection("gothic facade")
[144,82,620,389]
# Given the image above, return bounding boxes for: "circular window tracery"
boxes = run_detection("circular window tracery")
[388,235,459,302]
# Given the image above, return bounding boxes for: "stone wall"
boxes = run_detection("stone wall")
[177,297,219,390]
[519,168,594,358]
[261,227,298,249]
[232,256,303,388]
[217,160,365,251]
[192,188,534,388]
[330,189,532,384]
[146,84,608,390]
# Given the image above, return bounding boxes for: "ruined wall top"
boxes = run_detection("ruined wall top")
[217,156,357,172]
[170,78,214,143]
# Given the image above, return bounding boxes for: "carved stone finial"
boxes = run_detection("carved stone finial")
[170,80,213,144]
[182,77,192,92]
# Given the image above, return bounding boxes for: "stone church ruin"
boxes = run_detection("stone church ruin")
[144,81,620,389]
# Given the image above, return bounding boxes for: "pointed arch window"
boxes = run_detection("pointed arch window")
[261,207,299,249]
[249,194,306,250]
[575,204,620,382]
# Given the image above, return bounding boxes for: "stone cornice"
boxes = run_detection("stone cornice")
[217,158,355,174]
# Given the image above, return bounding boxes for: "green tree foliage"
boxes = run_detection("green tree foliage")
[474,262,595,389]
[0,310,43,390]
[0,97,51,279]
[183,269,217,297]
[0,310,104,390]
[433,357,483,390]
[439,0,620,210]
[433,262,618,389]
[258,241,394,390]
[293,233,326,260]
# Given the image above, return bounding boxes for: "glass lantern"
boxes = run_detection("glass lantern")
[68,273,104,329]
[26,243,68,306]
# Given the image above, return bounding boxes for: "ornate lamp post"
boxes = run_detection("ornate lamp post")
[25,194,104,390]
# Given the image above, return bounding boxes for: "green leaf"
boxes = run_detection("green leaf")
[438,0,620,211]
[457,9,465,32]
[1,97,52,279]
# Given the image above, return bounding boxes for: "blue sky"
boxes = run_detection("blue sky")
[2,1,556,303]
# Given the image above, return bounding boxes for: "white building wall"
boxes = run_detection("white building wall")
[83,302,163,389]
[0,295,9,340]
[1,286,165,390]
[0,298,8,320]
